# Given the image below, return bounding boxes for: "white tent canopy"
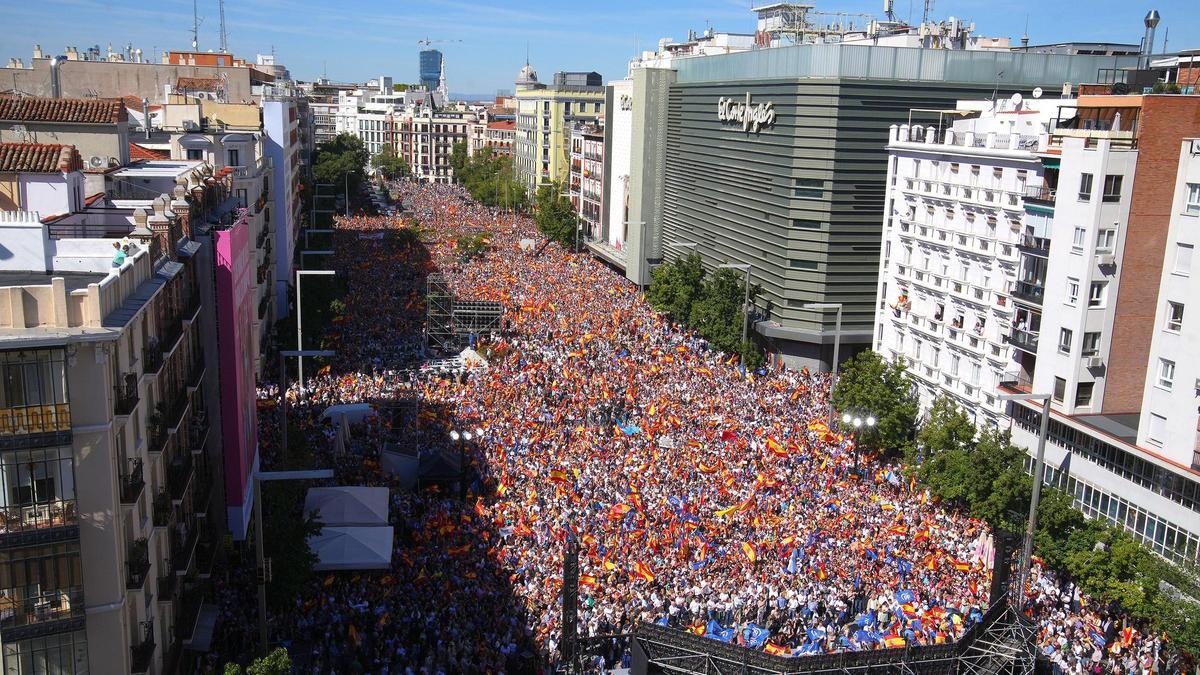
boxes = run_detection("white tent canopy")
[309,527,393,571]
[304,486,389,526]
[321,403,376,425]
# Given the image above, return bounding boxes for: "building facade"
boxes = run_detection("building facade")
[874,99,1061,426]
[568,123,604,241]
[394,106,475,184]
[513,66,605,193]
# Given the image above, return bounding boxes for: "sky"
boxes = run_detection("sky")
[2,0,1197,95]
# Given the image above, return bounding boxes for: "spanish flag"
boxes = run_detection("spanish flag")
[765,642,791,656]
[579,574,598,588]
[715,494,754,518]
[549,469,570,485]
[632,561,655,583]
[741,542,757,564]
[817,562,828,581]
[883,635,906,648]
[697,461,721,474]
[949,556,971,572]
[766,436,787,458]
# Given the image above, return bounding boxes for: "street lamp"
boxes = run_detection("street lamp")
[718,263,752,345]
[803,302,843,426]
[997,390,1053,609]
[295,270,337,395]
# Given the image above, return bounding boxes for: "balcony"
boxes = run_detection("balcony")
[175,584,206,641]
[1009,327,1040,354]
[1023,185,1056,205]
[125,538,150,591]
[120,459,145,505]
[193,473,212,517]
[142,345,164,376]
[168,454,195,503]
[0,402,72,449]
[157,573,178,604]
[187,358,206,392]
[160,319,184,358]
[1012,280,1044,305]
[0,587,84,639]
[130,621,155,675]
[153,490,173,528]
[173,527,200,576]
[197,530,220,578]
[0,499,78,544]
[188,416,210,455]
[114,379,139,417]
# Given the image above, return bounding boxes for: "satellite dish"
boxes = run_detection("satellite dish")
[1032,87,1043,99]
[1009,92,1024,109]
[88,155,105,168]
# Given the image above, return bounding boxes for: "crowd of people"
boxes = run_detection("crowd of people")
[204,182,1162,674]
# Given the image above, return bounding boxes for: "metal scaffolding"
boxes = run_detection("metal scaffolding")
[426,274,455,352]
[452,300,504,334]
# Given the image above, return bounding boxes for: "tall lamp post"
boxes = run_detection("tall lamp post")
[997,391,1053,608]
[295,269,337,396]
[717,263,752,345]
[802,302,843,426]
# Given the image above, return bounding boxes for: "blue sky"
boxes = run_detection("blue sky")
[2,0,1196,95]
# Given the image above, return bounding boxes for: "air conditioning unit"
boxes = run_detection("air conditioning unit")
[1097,253,1116,266]
[1084,355,1104,368]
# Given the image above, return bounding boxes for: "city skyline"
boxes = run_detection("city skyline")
[2,0,1197,94]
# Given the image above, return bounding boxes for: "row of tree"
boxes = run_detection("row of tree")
[646,253,764,368]
[313,133,411,197]
[449,142,528,211]
[832,351,1200,656]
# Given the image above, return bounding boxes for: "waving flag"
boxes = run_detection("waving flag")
[743,624,770,648]
[549,470,570,485]
[741,542,757,564]
[766,436,787,457]
[715,494,755,518]
[579,574,598,588]
[785,547,800,574]
[632,561,655,583]
[764,642,791,656]
[705,620,736,643]
[896,589,916,604]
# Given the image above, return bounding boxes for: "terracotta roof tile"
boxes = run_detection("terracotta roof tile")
[129,142,169,160]
[0,95,126,124]
[0,142,83,173]
[487,120,516,130]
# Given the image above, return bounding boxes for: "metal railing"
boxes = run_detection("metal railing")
[115,379,139,416]
[130,621,155,673]
[0,499,77,536]
[0,403,71,435]
[0,587,84,629]
[1013,281,1044,305]
[120,459,145,505]
[1009,328,1040,354]
[125,539,150,590]
[1022,185,1056,203]
[168,454,195,501]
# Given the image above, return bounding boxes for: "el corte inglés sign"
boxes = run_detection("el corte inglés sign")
[717,93,776,133]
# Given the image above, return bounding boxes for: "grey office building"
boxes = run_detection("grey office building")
[619,44,1138,371]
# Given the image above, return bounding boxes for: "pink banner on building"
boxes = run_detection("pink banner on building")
[215,213,258,539]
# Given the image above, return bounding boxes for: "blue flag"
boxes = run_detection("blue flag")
[743,624,770,648]
[896,589,916,604]
[705,620,736,643]
[785,547,799,575]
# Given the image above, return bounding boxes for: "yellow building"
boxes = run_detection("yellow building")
[513,65,605,193]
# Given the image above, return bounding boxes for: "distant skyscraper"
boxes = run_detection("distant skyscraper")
[419,49,442,93]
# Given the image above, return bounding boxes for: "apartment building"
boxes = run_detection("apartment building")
[258,86,305,320]
[394,106,476,184]
[875,97,1061,426]
[568,122,604,242]
[485,120,516,156]
[877,93,1200,565]
[0,145,231,672]
[513,66,605,193]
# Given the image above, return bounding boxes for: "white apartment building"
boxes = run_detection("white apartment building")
[875,98,1062,426]
[878,94,1200,565]
[1139,140,1200,461]
[394,105,475,184]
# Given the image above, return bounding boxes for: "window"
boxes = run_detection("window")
[1157,358,1176,390]
[1096,228,1116,252]
[949,354,960,377]
[1175,243,1194,275]
[792,218,821,229]
[1186,183,1200,215]
[1166,302,1185,332]
[185,148,204,161]
[236,188,247,209]
[1079,173,1093,201]
[1075,382,1094,407]
[1072,227,1086,250]
[1102,175,1123,202]
[1082,332,1102,356]
[1058,328,1073,354]
[1147,413,1167,446]
[1053,377,1066,403]
[1088,282,1106,308]
[1066,277,1080,305]
[795,178,823,199]
[790,259,817,270]
[969,362,981,386]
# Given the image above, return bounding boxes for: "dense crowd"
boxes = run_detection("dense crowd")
[204,182,1162,674]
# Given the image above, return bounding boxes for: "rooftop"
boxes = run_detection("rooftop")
[129,142,169,161]
[0,142,82,173]
[0,270,104,294]
[0,95,126,124]
[176,77,223,91]
[110,160,204,178]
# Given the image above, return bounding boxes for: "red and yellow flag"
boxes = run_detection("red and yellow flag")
[632,561,655,583]
[741,542,757,564]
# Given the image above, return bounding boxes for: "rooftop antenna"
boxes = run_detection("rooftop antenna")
[921,0,933,24]
[1020,16,1029,49]
[191,0,199,50]
[218,0,228,53]
[1162,26,1169,54]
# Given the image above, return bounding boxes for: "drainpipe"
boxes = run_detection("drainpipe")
[142,98,152,140]
[49,55,66,98]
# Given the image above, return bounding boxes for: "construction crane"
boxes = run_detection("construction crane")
[417,38,463,46]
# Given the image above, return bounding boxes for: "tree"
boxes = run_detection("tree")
[534,181,577,249]
[225,647,292,675]
[688,268,760,361]
[373,146,410,181]
[647,253,706,322]
[313,133,369,196]
[831,350,918,455]
[452,145,528,212]
[262,480,321,609]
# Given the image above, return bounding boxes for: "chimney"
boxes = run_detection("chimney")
[49,55,66,98]
[32,44,43,60]
[1142,10,1160,66]
[142,98,152,141]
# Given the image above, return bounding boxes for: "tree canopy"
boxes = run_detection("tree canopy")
[647,252,705,322]
[534,181,578,249]
[313,133,369,195]
[224,647,292,675]
[450,142,527,211]
[831,350,919,455]
[373,146,410,181]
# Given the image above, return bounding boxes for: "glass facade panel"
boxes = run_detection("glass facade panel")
[0,447,77,535]
[2,630,88,675]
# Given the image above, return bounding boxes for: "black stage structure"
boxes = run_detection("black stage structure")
[425,273,504,352]
[559,531,1039,675]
